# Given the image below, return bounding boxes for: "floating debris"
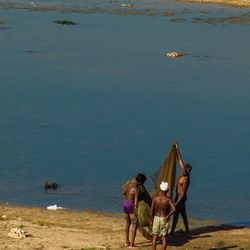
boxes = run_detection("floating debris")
[1,215,7,219]
[44,181,58,190]
[166,51,186,58]
[8,227,29,239]
[54,20,77,25]
[120,3,133,8]
[47,204,66,211]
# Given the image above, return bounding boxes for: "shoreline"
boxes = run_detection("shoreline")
[177,0,250,8]
[1,204,250,249]
[0,0,250,15]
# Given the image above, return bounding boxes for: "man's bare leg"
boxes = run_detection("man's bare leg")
[181,206,189,234]
[162,235,168,250]
[152,234,158,250]
[170,211,179,236]
[129,214,138,248]
[125,214,131,245]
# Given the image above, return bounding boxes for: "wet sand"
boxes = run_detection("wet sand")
[0,204,250,249]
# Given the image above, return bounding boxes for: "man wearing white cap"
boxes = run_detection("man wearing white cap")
[151,181,176,250]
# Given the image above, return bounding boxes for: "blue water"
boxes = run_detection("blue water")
[0,1,250,224]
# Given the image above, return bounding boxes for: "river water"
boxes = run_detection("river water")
[0,0,250,224]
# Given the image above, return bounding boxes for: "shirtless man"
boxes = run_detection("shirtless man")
[136,173,152,207]
[151,181,176,250]
[170,143,192,236]
[123,179,139,248]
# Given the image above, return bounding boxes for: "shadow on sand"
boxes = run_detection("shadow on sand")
[135,224,245,249]
[169,224,245,247]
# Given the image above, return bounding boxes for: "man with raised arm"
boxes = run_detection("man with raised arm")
[170,143,192,236]
[151,181,176,250]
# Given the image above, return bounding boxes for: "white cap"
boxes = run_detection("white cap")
[160,181,169,191]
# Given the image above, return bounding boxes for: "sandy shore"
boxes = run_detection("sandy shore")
[177,0,250,8]
[0,204,250,250]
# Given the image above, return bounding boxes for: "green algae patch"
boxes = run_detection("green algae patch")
[0,20,6,24]
[54,20,77,25]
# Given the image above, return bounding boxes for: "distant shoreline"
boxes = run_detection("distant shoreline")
[177,0,250,8]
[1,0,250,14]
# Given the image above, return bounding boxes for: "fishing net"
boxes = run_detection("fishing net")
[137,145,177,239]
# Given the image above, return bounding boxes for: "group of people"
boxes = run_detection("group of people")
[123,144,192,249]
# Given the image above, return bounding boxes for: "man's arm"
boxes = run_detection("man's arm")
[150,199,155,219]
[123,181,129,196]
[142,186,152,207]
[164,199,176,222]
[134,189,139,208]
[175,143,185,170]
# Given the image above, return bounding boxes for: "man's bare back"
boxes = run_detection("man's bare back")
[123,180,138,203]
[152,196,175,219]
[151,182,175,250]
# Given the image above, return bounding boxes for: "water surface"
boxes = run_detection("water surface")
[0,1,250,224]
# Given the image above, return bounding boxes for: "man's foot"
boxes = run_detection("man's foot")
[124,242,130,246]
[169,232,174,237]
[129,245,138,249]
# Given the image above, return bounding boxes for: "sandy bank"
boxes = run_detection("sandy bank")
[0,204,250,250]
[177,0,250,8]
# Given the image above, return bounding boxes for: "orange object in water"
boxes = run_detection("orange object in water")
[166,51,186,58]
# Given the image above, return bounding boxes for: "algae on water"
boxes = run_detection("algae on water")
[54,20,77,25]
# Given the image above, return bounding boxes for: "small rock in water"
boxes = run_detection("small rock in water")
[120,3,133,8]
[166,51,186,58]
[54,20,77,25]
[44,181,58,190]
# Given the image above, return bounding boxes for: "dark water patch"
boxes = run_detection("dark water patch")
[163,10,176,16]
[191,13,250,26]
[37,124,60,130]
[0,19,9,29]
[180,8,193,14]
[143,8,158,16]
[199,9,211,13]
[0,26,10,30]
[191,55,212,59]
[54,19,77,25]
[169,12,250,26]
[230,221,250,228]
[0,2,17,9]
[24,50,43,54]
[170,17,188,22]
[163,8,197,16]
